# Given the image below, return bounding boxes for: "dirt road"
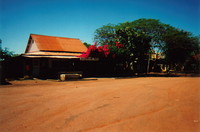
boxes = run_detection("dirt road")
[0,77,199,132]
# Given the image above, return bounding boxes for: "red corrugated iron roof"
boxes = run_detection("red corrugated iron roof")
[29,34,87,53]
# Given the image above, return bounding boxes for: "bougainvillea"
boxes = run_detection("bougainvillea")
[102,45,110,57]
[78,42,124,59]
[115,42,124,48]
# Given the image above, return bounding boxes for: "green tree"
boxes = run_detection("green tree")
[94,18,199,72]
[94,24,117,46]
[83,42,91,48]
[94,19,172,56]
[0,47,14,61]
[115,28,151,73]
[163,28,199,70]
[117,19,173,53]
[0,40,16,84]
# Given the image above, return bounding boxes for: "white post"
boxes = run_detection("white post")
[147,53,150,73]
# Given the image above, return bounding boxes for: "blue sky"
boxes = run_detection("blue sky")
[1,0,199,54]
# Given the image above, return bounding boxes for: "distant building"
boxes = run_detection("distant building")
[148,51,166,72]
[150,52,165,60]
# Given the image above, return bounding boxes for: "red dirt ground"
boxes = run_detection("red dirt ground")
[0,77,199,132]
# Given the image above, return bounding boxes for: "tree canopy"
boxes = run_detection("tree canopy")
[0,40,15,61]
[94,24,116,46]
[163,28,199,64]
[93,18,199,69]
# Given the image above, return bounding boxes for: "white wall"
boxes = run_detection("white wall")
[27,39,39,52]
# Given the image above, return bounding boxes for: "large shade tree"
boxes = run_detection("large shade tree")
[163,28,199,70]
[115,28,151,73]
[94,19,171,52]
[94,24,116,46]
[94,18,199,72]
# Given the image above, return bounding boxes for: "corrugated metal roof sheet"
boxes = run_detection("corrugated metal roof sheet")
[30,34,87,53]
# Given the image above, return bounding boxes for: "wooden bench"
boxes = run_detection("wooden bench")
[59,71,83,81]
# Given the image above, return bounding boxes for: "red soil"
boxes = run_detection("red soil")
[0,77,199,132]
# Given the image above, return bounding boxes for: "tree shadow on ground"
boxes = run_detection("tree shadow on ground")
[115,72,200,79]
[137,72,200,77]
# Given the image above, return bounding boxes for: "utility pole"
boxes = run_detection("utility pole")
[147,52,151,74]
[0,39,3,84]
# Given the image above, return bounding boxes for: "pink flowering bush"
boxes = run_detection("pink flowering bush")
[78,42,125,59]
[78,43,111,58]
[115,42,124,48]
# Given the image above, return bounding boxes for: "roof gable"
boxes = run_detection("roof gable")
[25,37,39,53]
[25,34,87,53]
